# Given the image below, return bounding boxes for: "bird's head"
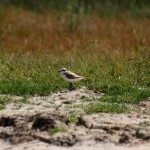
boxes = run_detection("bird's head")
[59,68,67,73]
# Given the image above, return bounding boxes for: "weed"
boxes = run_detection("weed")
[83,103,130,114]
[82,97,98,102]
[0,105,5,110]
[68,103,130,114]
[20,97,30,104]
[48,127,67,133]
[83,87,150,104]
[0,96,14,105]
[0,95,30,110]
[99,88,150,104]
[65,113,79,123]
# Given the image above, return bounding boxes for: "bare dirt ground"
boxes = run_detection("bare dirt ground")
[0,87,150,150]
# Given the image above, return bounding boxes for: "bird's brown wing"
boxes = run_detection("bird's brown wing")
[65,71,84,79]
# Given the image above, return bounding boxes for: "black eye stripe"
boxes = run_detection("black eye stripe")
[60,69,66,71]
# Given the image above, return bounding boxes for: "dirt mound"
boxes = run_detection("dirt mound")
[0,88,150,150]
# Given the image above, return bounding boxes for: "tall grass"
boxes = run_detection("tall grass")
[0,8,150,52]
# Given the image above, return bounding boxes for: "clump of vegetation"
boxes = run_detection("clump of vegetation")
[83,87,150,104]
[0,96,30,110]
[48,127,67,133]
[99,89,150,104]
[0,105,5,110]
[67,103,130,114]
[0,96,29,105]
[65,113,79,123]
[83,103,130,114]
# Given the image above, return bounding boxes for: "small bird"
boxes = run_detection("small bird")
[59,68,85,90]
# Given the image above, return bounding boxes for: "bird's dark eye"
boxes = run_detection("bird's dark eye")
[60,68,66,72]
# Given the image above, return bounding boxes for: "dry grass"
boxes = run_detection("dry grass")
[0,7,150,57]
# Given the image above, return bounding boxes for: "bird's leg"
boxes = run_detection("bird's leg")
[69,82,73,91]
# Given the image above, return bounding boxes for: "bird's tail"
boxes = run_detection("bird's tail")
[80,76,86,80]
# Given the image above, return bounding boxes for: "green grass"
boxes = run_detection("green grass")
[99,90,150,104]
[0,96,30,105]
[0,96,14,105]
[0,95,30,110]
[65,113,79,123]
[83,87,150,104]
[0,48,149,108]
[48,127,67,133]
[69,103,130,114]
[0,50,149,95]
[84,104,130,114]
[67,103,130,114]
[0,105,5,110]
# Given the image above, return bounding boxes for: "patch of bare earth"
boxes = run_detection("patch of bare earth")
[0,87,150,150]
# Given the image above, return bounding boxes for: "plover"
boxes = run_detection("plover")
[59,68,85,90]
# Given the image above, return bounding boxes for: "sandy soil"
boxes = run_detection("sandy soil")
[0,87,150,150]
